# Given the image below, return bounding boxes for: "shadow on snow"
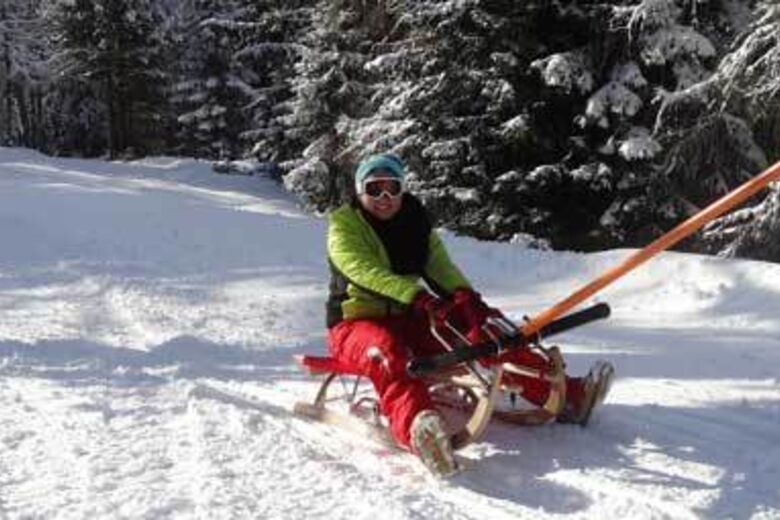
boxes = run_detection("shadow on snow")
[1,334,777,518]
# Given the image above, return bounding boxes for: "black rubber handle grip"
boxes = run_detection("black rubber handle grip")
[537,301,610,338]
[407,302,610,377]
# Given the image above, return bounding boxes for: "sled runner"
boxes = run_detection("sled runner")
[293,302,611,451]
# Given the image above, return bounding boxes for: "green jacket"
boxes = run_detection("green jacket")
[326,198,471,327]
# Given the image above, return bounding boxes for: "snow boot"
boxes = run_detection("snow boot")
[410,410,458,477]
[558,360,614,426]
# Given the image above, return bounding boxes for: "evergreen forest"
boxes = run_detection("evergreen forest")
[2,0,779,261]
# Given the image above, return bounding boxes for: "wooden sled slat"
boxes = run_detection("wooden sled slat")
[450,365,502,449]
[293,401,396,447]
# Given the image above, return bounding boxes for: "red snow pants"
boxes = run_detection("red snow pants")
[328,315,586,448]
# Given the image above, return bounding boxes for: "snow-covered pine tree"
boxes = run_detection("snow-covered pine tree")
[51,0,167,158]
[693,2,780,261]
[391,1,539,241]
[551,0,726,248]
[281,0,386,210]
[3,0,777,262]
[168,0,249,159]
[284,1,538,220]
[280,0,734,251]
[0,0,47,149]
[32,0,102,157]
[233,0,314,163]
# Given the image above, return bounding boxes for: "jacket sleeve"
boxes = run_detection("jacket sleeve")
[424,230,472,294]
[328,210,422,305]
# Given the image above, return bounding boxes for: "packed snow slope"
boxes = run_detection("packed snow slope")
[1,147,779,519]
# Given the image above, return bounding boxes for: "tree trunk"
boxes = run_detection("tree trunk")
[107,74,116,158]
[1,3,11,142]
[121,94,131,156]
[32,86,43,150]
[15,83,30,147]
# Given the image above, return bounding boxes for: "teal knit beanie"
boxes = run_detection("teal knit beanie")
[354,153,405,194]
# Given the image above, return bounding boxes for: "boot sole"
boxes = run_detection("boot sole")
[579,361,615,427]
[415,430,459,477]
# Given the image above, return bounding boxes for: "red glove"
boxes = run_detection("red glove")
[452,288,505,343]
[411,291,455,325]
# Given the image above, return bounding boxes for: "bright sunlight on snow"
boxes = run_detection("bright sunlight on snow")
[1,147,779,519]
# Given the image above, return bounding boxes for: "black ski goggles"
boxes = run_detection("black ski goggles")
[363,178,404,199]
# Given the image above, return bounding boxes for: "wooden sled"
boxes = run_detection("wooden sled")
[293,315,569,451]
[293,354,507,449]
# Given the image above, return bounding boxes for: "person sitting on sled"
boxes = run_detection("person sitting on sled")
[325,152,610,475]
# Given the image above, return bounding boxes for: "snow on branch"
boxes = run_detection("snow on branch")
[585,82,643,128]
[530,50,594,95]
[618,126,662,161]
[627,0,716,88]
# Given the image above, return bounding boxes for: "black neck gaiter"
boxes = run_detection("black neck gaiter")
[359,193,432,275]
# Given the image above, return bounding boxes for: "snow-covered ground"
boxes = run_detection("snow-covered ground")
[1,147,779,519]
